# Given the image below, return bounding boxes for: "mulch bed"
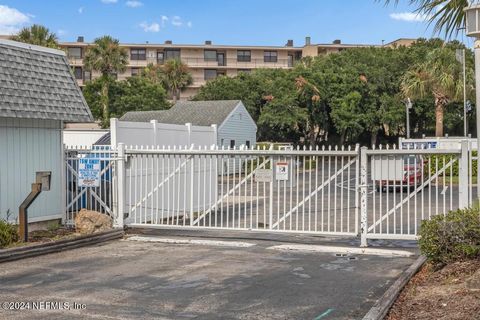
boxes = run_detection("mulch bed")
[5,227,77,249]
[386,259,480,320]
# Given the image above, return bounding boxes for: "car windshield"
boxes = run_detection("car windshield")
[403,155,418,165]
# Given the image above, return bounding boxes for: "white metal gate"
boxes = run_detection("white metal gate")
[64,146,117,226]
[122,145,360,236]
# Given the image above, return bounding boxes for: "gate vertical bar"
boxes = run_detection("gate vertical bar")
[115,143,125,228]
[360,147,368,247]
[459,140,469,209]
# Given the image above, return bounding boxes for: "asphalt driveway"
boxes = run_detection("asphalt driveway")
[0,231,417,320]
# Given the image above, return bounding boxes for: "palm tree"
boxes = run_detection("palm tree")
[12,24,59,48]
[401,48,466,137]
[161,59,192,103]
[381,0,471,38]
[83,36,128,126]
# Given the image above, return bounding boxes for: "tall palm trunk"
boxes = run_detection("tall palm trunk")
[434,96,447,137]
[101,78,109,128]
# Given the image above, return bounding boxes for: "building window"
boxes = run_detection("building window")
[204,69,217,80]
[264,51,278,62]
[237,50,251,62]
[130,48,146,60]
[157,51,164,64]
[131,67,140,76]
[165,49,181,61]
[246,140,250,148]
[83,70,92,81]
[73,67,83,80]
[288,55,294,67]
[204,50,217,61]
[67,47,82,59]
[230,140,235,149]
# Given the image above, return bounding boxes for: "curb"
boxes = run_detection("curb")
[362,255,427,320]
[0,229,124,263]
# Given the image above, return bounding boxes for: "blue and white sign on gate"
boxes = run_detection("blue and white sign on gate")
[78,158,101,187]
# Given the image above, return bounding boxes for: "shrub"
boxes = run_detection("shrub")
[0,219,19,248]
[419,207,480,264]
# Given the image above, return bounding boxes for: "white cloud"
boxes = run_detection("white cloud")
[126,1,143,8]
[139,22,160,32]
[0,5,31,35]
[161,15,169,26]
[78,7,84,14]
[101,0,118,4]
[389,12,431,22]
[187,21,192,28]
[171,16,182,26]
[57,29,67,36]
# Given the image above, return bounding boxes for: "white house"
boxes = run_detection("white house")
[120,100,257,149]
[0,39,93,223]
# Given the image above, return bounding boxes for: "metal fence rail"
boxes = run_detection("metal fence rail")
[122,145,360,236]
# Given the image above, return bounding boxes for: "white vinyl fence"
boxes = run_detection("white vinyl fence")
[64,140,477,247]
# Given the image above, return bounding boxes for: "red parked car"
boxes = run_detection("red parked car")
[375,155,425,192]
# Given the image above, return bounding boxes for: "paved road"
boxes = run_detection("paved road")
[0,232,417,320]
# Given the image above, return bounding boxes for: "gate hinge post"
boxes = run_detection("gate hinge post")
[114,143,126,228]
[459,140,469,208]
[360,146,368,247]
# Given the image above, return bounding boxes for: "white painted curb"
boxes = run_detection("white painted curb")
[266,244,414,257]
[126,236,256,248]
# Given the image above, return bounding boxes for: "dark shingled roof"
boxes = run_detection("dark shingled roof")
[0,39,93,123]
[120,100,242,126]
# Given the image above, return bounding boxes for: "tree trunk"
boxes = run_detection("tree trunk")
[434,100,444,137]
[340,129,346,145]
[370,130,378,147]
[101,80,109,128]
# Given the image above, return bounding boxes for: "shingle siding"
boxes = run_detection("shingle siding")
[0,39,92,123]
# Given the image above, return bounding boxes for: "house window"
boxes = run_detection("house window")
[157,51,164,64]
[130,48,146,60]
[204,69,217,80]
[288,54,294,67]
[83,70,92,81]
[165,49,181,60]
[264,51,278,62]
[230,140,235,149]
[204,50,217,61]
[237,50,251,62]
[246,140,250,148]
[73,67,83,80]
[67,47,82,58]
[221,139,224,146]
[131,67,140,76]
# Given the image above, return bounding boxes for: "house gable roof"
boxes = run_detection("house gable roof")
[0,39,93,122]
[120,100,243,127]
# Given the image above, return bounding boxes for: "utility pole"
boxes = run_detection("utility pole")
[406,98,412,139]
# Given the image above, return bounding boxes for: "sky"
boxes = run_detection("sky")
[0,0,473,47]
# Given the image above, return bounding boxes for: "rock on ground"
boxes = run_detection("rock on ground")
[75,209,112,235]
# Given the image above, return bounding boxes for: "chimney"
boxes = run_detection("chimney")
[77,36,84,43]
[165,40,172,44]
[286,39,293,47]
[333,39,341,44]
[205,40,212,45]
[305,36,311,46]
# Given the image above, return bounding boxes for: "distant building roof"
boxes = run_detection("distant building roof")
[0,39,93,123]
[120,100,243,126]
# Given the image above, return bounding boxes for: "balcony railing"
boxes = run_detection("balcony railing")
[69,56,296,68]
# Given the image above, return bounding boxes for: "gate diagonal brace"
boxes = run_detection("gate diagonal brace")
[130,155,192,213]
[271,157,357,230]
[367,157,456,233]
[192,157,272,226]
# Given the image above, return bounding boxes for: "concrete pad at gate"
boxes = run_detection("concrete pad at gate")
[0,234,417,320]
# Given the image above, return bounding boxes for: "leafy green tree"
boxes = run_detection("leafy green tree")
[83,76,170,122]
[161,59,193,103]
[330,92,363,144]
[12,24,58,48]
[83,36,128,126]
[401,47,469,136]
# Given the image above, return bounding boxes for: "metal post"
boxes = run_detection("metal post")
[360,147,368,247]
[406,98,412,139]
[459,140,469,208]
[114,143,125,228]
[475,39,480,200]
[19,183,42,242]
[463,49,468,137]
[269,156,274,230]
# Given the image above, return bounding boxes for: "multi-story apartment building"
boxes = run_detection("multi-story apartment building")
[58,36,415,100]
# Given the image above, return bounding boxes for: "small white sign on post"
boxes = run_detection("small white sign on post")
[78,158,101,187]
[276,162,289,180]
[255,169,273,183]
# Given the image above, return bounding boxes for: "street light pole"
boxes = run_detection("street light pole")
[464,48,468,136]
[406,98,412,139]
